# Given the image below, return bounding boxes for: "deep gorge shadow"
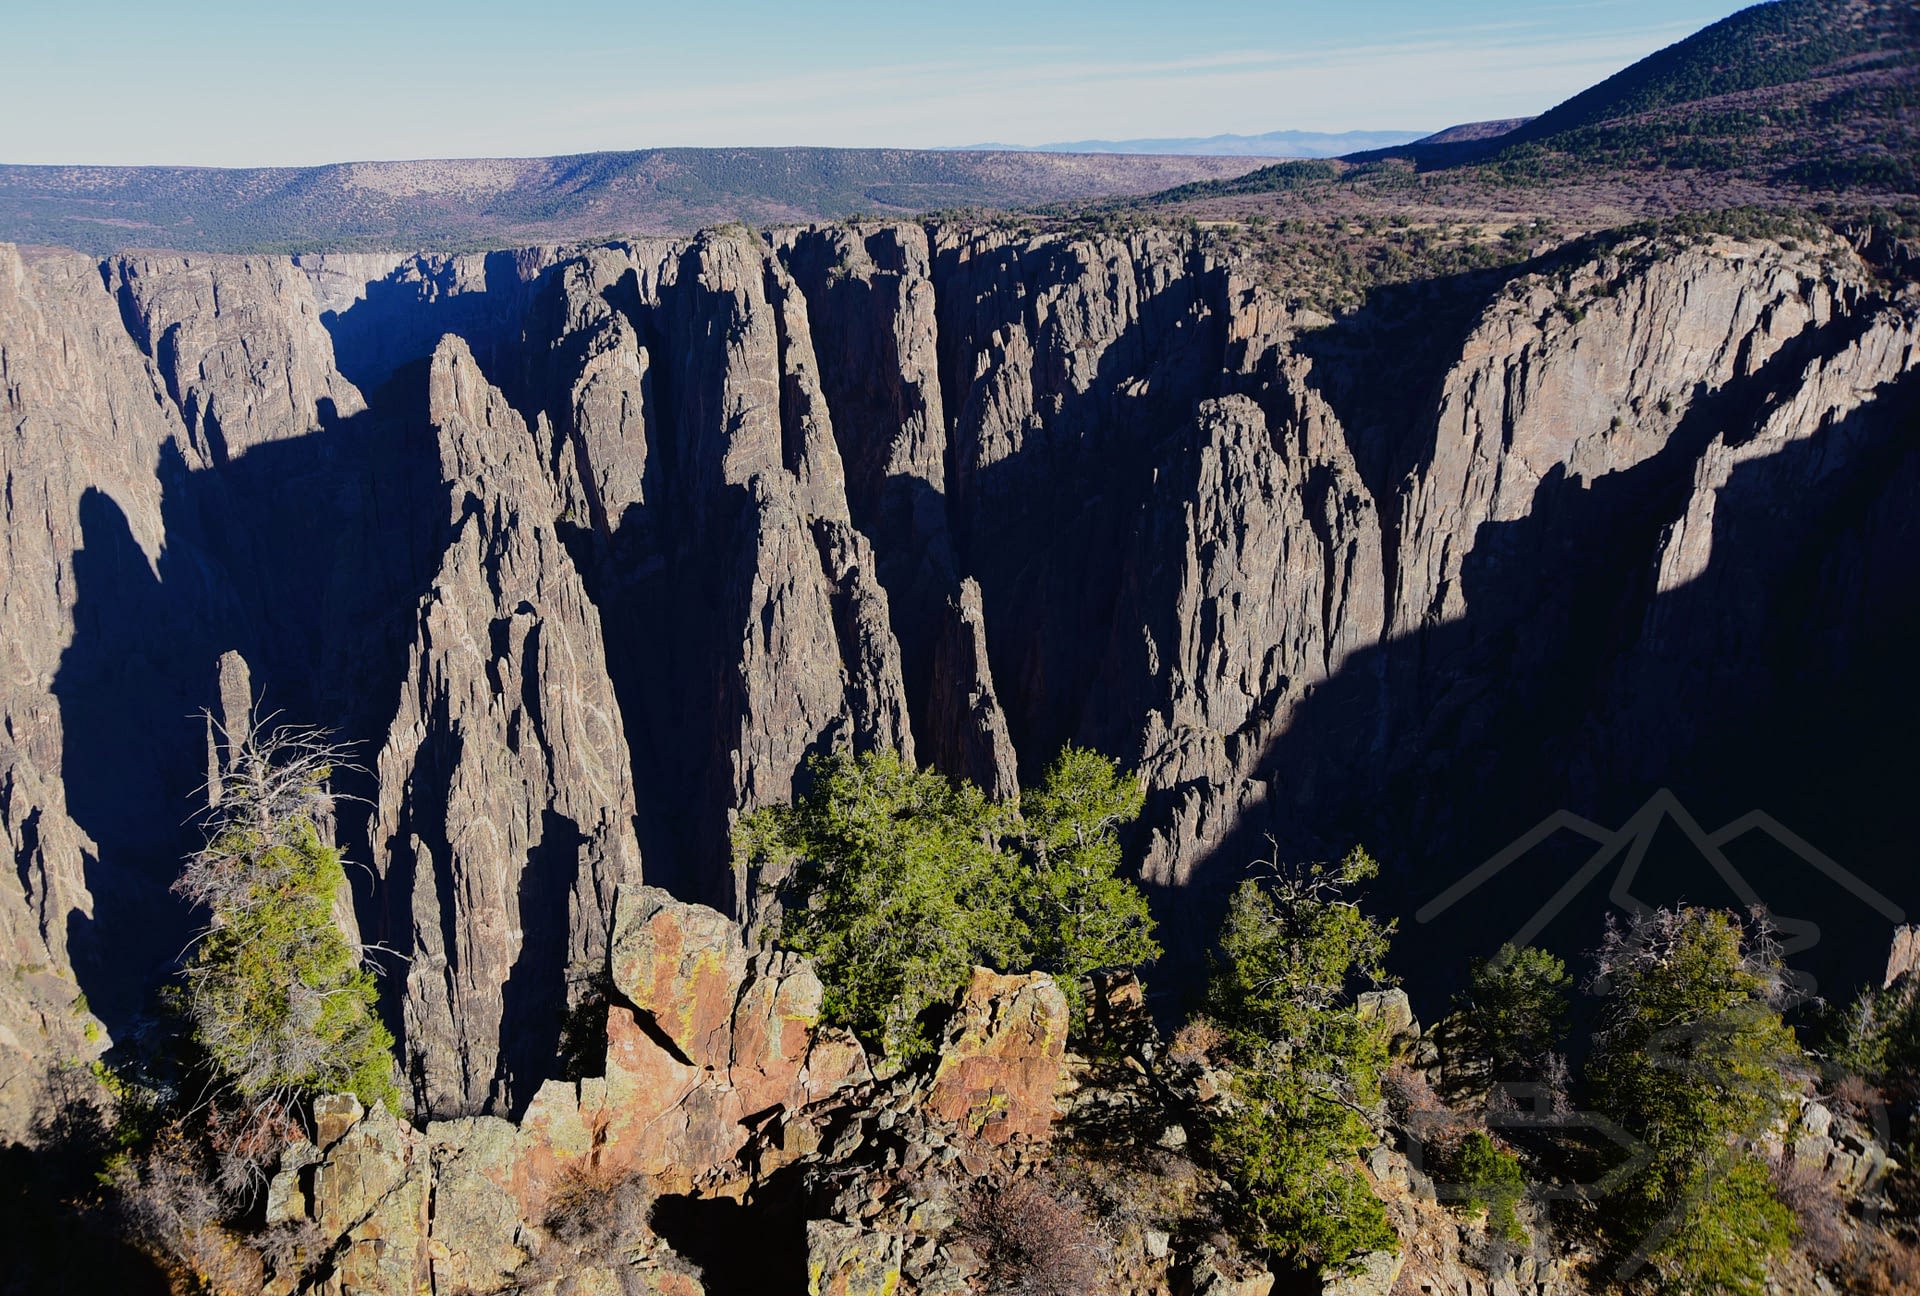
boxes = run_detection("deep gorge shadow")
[1164,329,1920,1013]
[493,810,586,1118]
[321,249,562,418]
[0,1083,171,1296]
[929,233,1241,786]
[52,373,445,1049]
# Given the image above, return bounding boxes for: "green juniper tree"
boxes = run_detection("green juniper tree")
[735,745,1158,1059]
[735,748,1021,1059]
[174,722,399,1115]
[1202,847,1399,1270]
[1014,744,1159,1023]
[1826,973,1920,1103]
[1454,1131,1529,1245]
[1462,943,1571,1081]
[1585,907,1802,1296]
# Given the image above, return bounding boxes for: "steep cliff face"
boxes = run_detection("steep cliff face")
[0,220,1914,1134]
[523,234,917,913]
[0,244,177,1134]
[371,336,644,1117]
[107,254,367,463]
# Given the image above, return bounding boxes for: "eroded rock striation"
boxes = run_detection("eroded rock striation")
[372,336,644,1117]
[0,221,1915,1132]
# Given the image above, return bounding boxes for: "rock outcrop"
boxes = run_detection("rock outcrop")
[258,887,1078,1296]
[925,968,1069,1143]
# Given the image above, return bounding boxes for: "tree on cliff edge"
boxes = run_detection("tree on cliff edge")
[1585,907,1800,1296]
[1202,847,1400,1269]
[1015,744,1159,1019]
[174,721,399,1116]
[734,745,1158,1058]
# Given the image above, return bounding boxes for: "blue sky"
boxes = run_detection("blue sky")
[2,0,1756,166]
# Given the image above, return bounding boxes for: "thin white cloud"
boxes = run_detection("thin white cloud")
[0,12,1718,164]
[536,24,1693,152]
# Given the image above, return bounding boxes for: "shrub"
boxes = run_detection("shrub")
[1648,1156,1794,1296]
[1826,979,1920,1103]
[738,749,1021,1059]
[113,1121,263,1296]
[1169,1017,1226,1066]
[251,1218,329,1290]
[1768,1154,1848,1268]
[1205,848,1393,1057]
[1453,1132,1528,1245]
[957,1175,1113,1296]
[509,1164,701,1296]
[1381,1060,1478,1161]
[1858,1232,1920,1296]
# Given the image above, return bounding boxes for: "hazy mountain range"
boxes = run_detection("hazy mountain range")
[944,128,1429,157]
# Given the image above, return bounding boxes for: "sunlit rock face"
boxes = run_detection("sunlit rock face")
[1,224,1915,1127]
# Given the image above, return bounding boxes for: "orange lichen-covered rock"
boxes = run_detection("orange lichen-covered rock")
[275,886,873,1290]
[610,886,749,1069]
[586,886,869,1186]
[926,967,1069,1143]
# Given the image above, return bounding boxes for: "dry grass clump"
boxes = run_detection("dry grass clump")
[511,1164,702,1296]
[1854,1232,1920,1296]
[1381,1061,1481,1159]
[1168,1016,1224,1066]
[113,1125,263,1296]
[1769,1154,1852,1268]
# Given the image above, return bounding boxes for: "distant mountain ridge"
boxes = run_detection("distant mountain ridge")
[0,147,1272,255]
[948,129,1428,158]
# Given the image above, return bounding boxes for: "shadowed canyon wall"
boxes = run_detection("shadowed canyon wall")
[1,223,1914,1131]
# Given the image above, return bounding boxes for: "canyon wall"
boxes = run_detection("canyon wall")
[1,222,1914,1130]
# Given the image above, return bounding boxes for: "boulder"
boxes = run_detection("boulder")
[425,1118,531,1293]
[1357,988,1421,1056]
[272,886,872,1290]
[610,885,750,1067]
[806,1220,902,1296]
[1193,1255,1276,1296]
[926,968,1069,1143]
[305,1102,432,1296]
[1320,1249,1404,1296]
[1886,925,1920,989]
[590,886,869,1185]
